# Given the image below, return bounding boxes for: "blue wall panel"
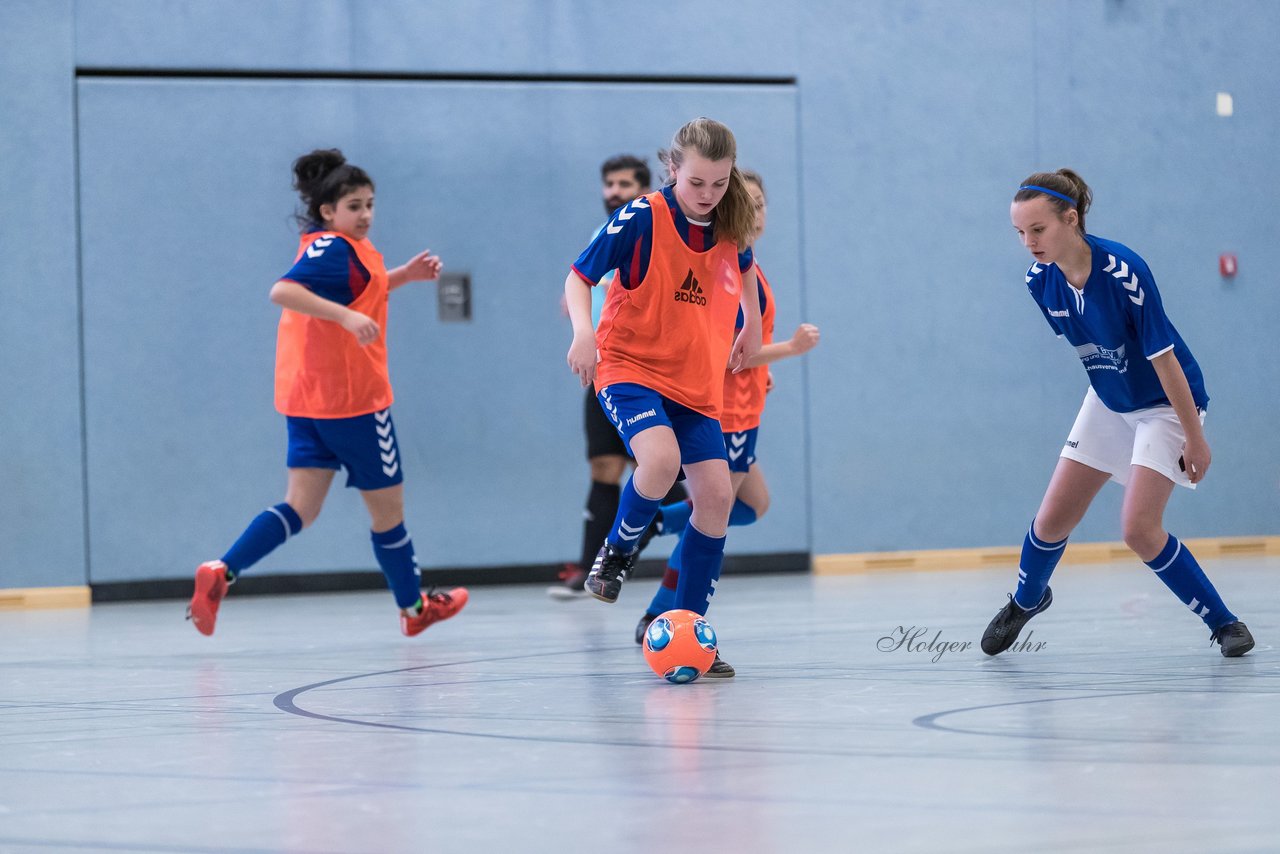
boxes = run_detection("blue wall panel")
[0,1,86,588]
[74,0,799,78]
[3,1,1277,589]
[76,79,803,582]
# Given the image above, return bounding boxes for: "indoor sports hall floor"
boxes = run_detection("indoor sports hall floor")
[2,559,1277,853]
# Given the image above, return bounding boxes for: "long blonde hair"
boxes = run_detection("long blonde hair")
[658,117,755,251]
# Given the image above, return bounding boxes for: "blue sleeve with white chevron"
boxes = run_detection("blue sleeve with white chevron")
[1095,238,1178,360]
[280,235,370,306]
[572,197,655,288]
[1057,234,1209,411]
[572,188,756,287]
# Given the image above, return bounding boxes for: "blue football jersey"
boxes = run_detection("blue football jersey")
[572,185,753,294]
[1025,234,1208,413]
[583,219,614,329]
[280,231,371,306]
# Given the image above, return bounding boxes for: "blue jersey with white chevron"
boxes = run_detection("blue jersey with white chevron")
[280,228,371,306]
[1025,234,1207,413]
[583,218,615,328]
[572,184,753,291]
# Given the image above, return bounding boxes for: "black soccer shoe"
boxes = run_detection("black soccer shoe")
[1210,621,1255,658]
[634,516,662,555]
[635,611,657,645]
[702,654,735,679]
[981,587,1053,656]
[584,541,637,604]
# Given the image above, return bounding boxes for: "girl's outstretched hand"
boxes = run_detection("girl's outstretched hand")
[403,249,443,282]
[789,323,821,355]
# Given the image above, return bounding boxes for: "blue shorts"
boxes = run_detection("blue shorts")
[286,408,404,490]
[723,427,759,473]
[598,384,727,466]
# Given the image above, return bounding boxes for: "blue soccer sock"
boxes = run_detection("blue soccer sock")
[657,499,692,536]
[647,564,680,617]
[648,498,754,615]
[221,503,303,576]
[728,498,758,527]
[608,478,663,552]
[371,523,421,609]
[674,524,725,616]
[1013,520,1067,609]
[646,534,684,615]
[1145,534,1237,630]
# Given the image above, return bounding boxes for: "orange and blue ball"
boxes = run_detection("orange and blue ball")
[642,609,717,683]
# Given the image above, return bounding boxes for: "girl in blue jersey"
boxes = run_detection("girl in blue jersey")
[983,169,1253,657]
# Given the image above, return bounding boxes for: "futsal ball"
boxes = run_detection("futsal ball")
[642,609,717,683]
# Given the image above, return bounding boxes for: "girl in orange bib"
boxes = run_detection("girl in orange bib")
[564,118,762,676]
[632,170,821,648]
[187,149,467,638]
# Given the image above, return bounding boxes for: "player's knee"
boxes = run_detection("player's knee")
[1121,519,1165,561]
[1032,513,1074,544]
[746,492,770,520]
[634,453,680,488]
[694,485,734,524]
[364,496,405,533]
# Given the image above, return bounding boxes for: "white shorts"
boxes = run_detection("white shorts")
[1059,387,1204,490]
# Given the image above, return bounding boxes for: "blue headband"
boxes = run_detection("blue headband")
[1019,185,1076,206]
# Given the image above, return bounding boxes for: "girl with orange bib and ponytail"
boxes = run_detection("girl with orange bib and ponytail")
[187,149,467,637]
[632,169,821,647]
[564,118,762,677]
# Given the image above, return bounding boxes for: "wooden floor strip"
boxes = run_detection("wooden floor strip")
[813,536,1280,575]
[0,586,92,610]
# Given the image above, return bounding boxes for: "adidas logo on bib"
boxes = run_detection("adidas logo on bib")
[674,270,707,306]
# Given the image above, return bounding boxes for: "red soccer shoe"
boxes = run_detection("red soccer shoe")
[187,560,230,636]
[400,587,469,637]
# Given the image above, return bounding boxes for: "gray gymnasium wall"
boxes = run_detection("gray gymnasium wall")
[1,1,1276,588]
[0,1,84,589]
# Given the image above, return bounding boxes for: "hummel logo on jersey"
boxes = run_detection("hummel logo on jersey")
[605,198,650,235]
[1103,254,1145,306]
[1048,308,1070,318]
[306,236,335,259]
[674,270,707,306]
